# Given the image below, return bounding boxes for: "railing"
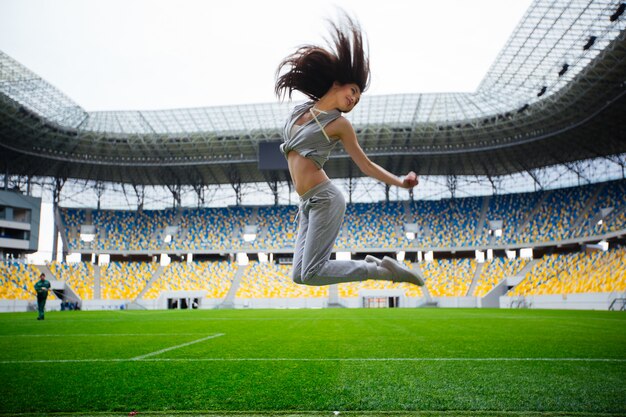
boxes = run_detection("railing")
[511,296,532,309]
[608,298,626,311]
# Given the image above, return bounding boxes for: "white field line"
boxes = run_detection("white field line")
[0,357,624,364]
[131,333,225,360]
[0,333,209,337]
[14,315,623,323]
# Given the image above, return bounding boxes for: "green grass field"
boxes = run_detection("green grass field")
[0,308,624,417]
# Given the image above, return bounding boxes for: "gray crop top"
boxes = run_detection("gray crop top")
[280,101,342,169]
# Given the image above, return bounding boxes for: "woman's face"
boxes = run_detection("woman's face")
[333,82,361,113]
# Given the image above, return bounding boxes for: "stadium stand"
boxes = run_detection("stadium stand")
[476,191,542,247]
[256,205,299,251]
[337,260,424,298]
[175,208,238,252]
[29,179,624,308]
[49,261,94,300]
[509,247,626,296]
[337,202,404,249]
[143,261,236,300]
[421,258,476,297]
[473,257,530,297]
[99,261,158,300]
[0,262,54,300]
[29,246,622,305]
[408,198,483,248]
[513,185,595,244]
[236,261,328,299]
[572,180,626,238]
[61,208,87,251]
[59,180,625,253]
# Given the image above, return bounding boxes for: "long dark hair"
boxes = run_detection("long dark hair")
[275,12,370,101]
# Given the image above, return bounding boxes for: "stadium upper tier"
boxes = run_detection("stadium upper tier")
[1,0,625,184]
[59,179,626,253]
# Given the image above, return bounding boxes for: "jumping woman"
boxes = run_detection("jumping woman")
[275,13,424,287]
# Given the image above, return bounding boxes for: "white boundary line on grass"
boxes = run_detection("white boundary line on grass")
[0,333,210,337]
[131,333,225,360]
[0,357,624,364]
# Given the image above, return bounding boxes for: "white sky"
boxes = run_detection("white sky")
[26,202,54,264]
[0,0,533,111]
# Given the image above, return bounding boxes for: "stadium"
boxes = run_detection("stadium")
[0,0,625,416]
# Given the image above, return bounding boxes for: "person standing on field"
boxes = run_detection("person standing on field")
[34,273,51,320]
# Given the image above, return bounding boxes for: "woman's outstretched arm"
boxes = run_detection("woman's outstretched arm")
[331,117,418,189]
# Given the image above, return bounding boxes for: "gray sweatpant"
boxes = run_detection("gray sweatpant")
[292,180,379,286]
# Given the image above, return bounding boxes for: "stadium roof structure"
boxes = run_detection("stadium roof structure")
[0,0,625,189]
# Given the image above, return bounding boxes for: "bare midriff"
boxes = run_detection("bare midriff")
[287,151,330,196]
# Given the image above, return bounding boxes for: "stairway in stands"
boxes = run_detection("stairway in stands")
[217,265,248,309]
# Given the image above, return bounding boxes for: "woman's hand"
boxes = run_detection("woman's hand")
[402,172,419,189]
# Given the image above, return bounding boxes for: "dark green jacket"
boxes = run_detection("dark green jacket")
[34,280,51,297]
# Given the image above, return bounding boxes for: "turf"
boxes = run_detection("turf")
[0,308,624,417]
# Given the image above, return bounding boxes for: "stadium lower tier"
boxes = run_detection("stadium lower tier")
[2,247,624,305]
[0,262,57,300]
[59,179,626,252]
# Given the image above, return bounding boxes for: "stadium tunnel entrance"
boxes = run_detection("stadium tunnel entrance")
[167,296,201,309]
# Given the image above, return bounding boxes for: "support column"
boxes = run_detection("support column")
[52,177,66,263]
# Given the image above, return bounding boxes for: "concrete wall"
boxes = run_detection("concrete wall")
[81,299,129,311]
[339,294,430,308]
[0,299,31,312]
[436,296,479,308]
[3,293,624,312]
[233,297,328,309]
[0,299,61,313]
[500,292,625,310]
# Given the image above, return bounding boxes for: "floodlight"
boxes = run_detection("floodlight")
[487,221,503,238]
[80,225,96,242]
[236,252,249,266]
[585,241,609,252]
[243,225,257,242]
[336,252,351,261]
[404,223,418,241]
[98,254,110,265]
[80,233,95,242]
[520,248,533,259]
